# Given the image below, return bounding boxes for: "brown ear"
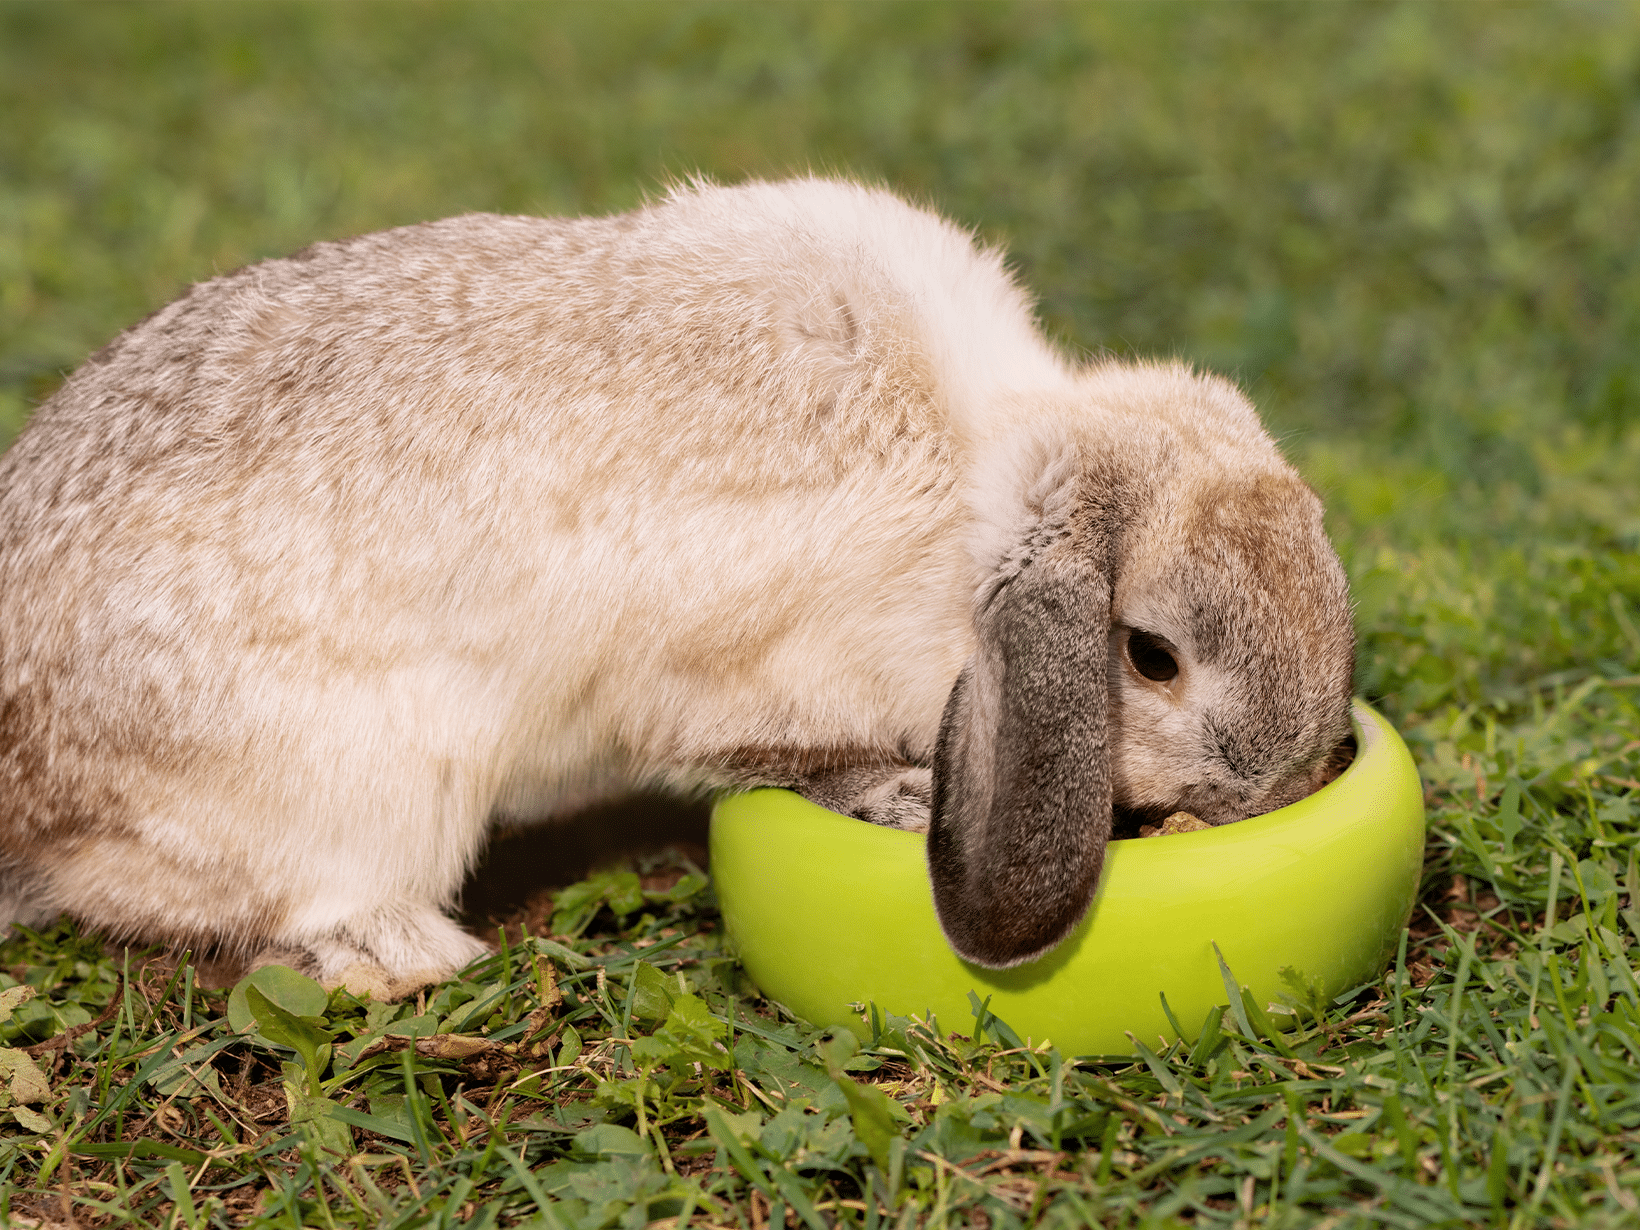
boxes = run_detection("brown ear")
[927,548,1112,968]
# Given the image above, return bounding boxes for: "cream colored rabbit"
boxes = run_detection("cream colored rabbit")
[0,178,1353,991]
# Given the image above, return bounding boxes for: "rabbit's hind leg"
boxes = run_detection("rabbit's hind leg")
[0,869,63,935]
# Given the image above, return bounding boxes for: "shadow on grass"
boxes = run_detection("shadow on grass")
[458,793,711,928]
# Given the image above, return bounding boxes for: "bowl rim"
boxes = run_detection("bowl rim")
[718,697,1398,862]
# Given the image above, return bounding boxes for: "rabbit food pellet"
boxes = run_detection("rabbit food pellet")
[1138,811,1212,839]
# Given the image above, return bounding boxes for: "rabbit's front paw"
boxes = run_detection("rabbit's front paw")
[253,905,492,1000]
[797,764,933,831]
[846,767,933,832]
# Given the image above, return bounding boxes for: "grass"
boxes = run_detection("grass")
[1,1,1639,1225]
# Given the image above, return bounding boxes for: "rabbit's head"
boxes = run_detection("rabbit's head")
[928,363,1354,968]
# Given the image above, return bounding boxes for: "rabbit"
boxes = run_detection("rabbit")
[0,177,1354,993]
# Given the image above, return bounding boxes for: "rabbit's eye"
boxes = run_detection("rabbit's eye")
[1127,630,1179,683]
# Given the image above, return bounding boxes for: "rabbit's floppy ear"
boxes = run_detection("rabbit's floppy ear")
[927,508,1113,969]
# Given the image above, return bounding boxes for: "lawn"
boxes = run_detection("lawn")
[2,3,1639,1226]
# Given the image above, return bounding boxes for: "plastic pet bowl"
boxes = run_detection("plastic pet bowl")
[710,700,1423,1056]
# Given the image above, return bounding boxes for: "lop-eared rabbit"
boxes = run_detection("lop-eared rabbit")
[0,178,1353,996]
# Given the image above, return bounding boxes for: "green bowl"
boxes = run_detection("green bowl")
[710,700,1423,1056]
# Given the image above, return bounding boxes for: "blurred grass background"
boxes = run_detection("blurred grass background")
[2,0,1637,714]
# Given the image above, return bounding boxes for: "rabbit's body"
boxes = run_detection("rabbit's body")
[0,179,1353,991]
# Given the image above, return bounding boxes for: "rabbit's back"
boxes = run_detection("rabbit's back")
[0,180,1070,955]
[3,180,1071,558]
[0,181,1073,739]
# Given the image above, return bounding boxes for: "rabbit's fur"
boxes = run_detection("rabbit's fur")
[0,178,1353,989]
